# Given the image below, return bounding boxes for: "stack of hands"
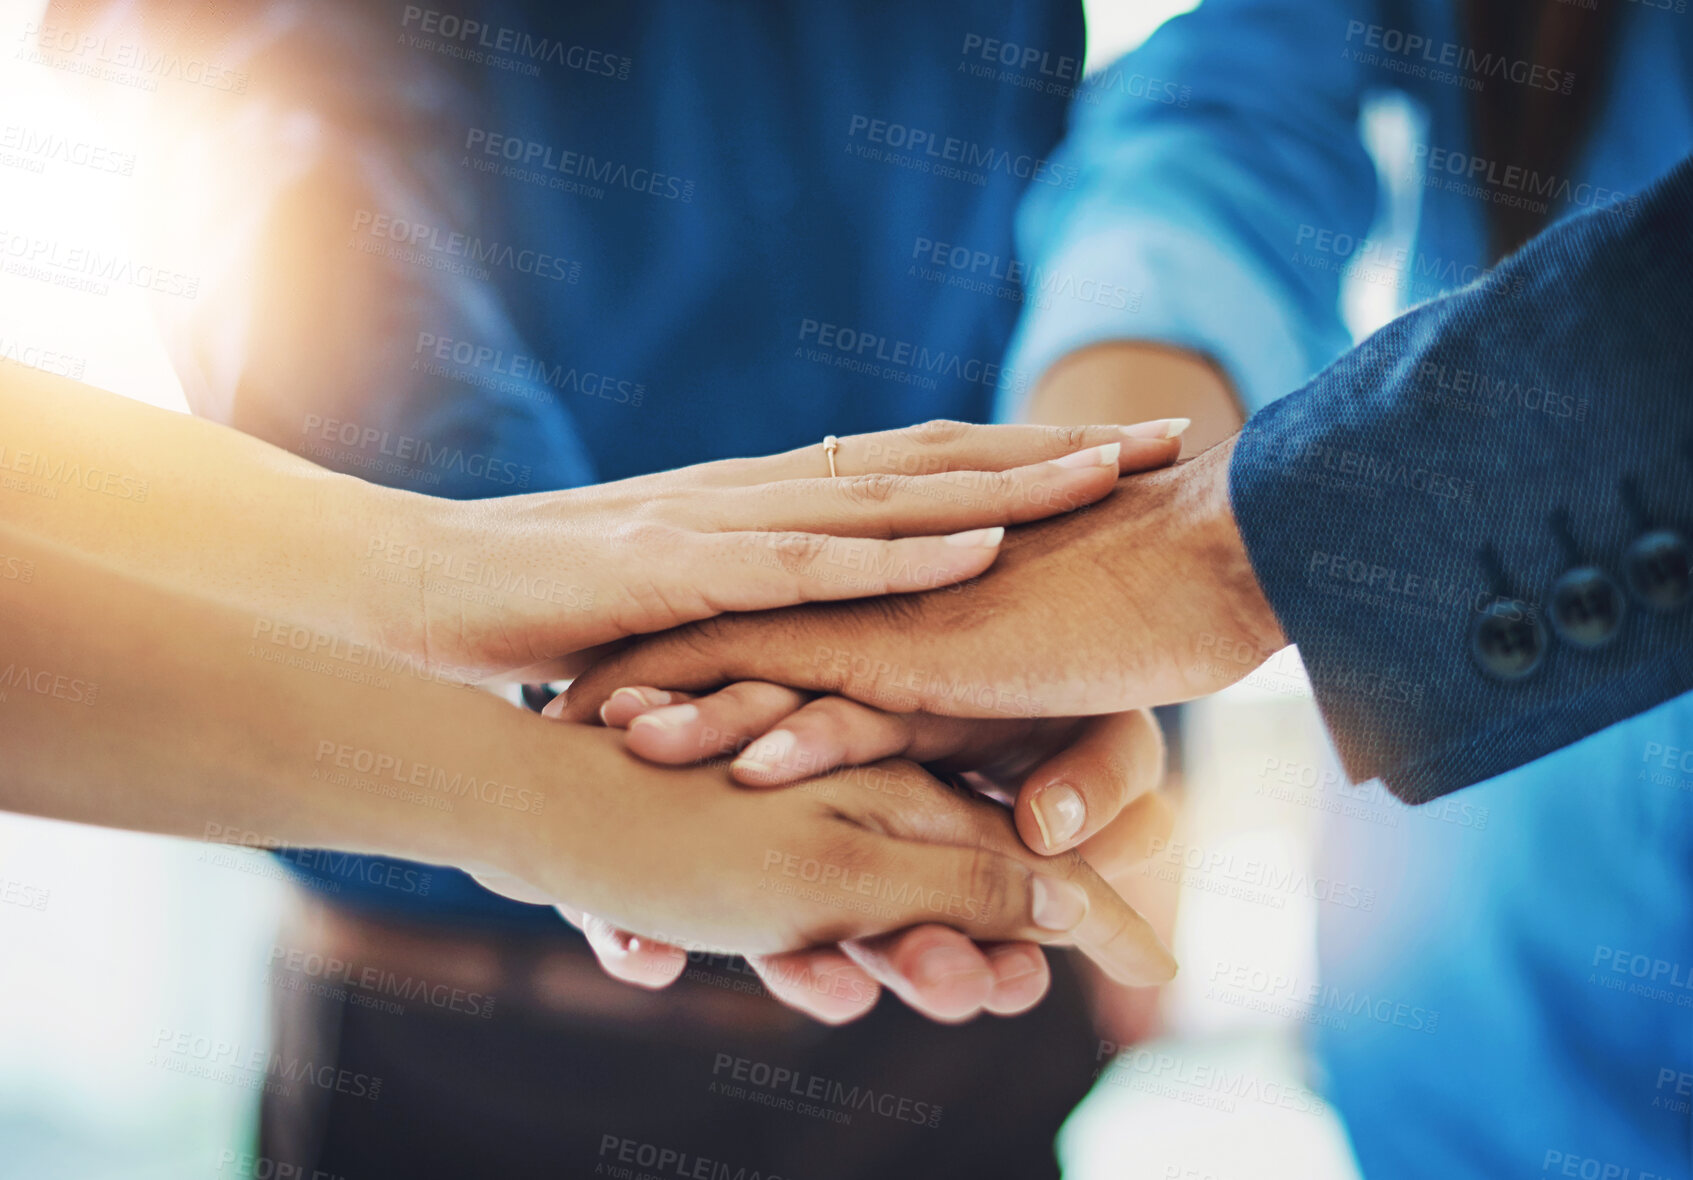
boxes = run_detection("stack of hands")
[431,417,1286,1025]
[1,384,1289,1030]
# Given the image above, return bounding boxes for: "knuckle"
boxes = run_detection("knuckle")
[840,471,903,507]
[905,418,972,448]
[1049,424,1092,453]
[962,847,1016,926]
[612,519,688,551]
[765,531,832,574]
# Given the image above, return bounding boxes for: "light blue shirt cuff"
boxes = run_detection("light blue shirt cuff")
[998,219,1338,421]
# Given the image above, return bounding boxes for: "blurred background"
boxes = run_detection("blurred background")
[0,0,1436,1174]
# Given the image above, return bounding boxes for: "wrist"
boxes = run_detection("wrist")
[349,483,487,674]
[1191,434,1287,655]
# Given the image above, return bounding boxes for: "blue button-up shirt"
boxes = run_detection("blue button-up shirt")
[241,0,1083,925]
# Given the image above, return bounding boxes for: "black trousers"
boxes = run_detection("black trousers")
[259,915,1101,1180]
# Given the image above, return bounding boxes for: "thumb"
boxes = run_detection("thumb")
[849,835,1177,987]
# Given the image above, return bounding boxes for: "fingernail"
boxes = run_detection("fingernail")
[1049,442,1120,469]
[628,703,699,731]
[944,525,1005,548]
[734,729,798,774]
[914,945,990,989]
[1031,783,1086,850]
[1031,876,1089,932]
[611,687,672,710]
[1121,418,1190,441]
[988,944,1045,984]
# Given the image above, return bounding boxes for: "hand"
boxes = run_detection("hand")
[556,690,1173,1022]
[377,419,1185,681]
[554,435,1286,723]
[476,726,1177,1017]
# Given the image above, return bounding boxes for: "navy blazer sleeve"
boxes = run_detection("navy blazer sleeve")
[1229,153,1693,804]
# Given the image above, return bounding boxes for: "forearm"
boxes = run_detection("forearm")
[0,366,440,655]
[1022,343,1244,456]
[0,521,559,875]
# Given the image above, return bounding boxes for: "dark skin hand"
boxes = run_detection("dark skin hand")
[555,436,1286,728]
[563,698,1176,1022]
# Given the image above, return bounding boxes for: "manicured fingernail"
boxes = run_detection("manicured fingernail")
[914,945,990,989]
[1031,783,1086,850]
[1031,876,1089,932]
[734,729,798,774]
[945,526,1005,547]
[601,687,673,724]
[988,944,1045,985]
[1050,442,1120,469]
[628,703,699,731]
[1121,418,1191,440]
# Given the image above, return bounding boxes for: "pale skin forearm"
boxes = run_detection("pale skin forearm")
[0,366,429,654]
[1023,342,1245,454]
[0,521,551,875]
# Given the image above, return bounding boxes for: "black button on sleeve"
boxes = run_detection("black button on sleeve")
[1470,601,1548,681]
[1549,566,1627,648]
[1624,529,1693,612]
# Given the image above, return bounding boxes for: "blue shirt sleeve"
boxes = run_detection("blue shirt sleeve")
[1000,0,1381,419]
[1230,154,1693,802]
